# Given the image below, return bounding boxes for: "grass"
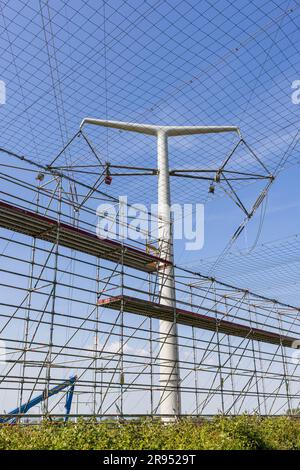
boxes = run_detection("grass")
[0,415,299,450]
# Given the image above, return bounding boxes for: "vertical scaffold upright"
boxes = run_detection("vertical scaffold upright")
[79,119,240,418]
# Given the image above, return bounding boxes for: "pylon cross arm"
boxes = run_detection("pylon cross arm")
[80,118,240,137]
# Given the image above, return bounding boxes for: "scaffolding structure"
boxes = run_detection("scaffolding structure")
[0,149,300,421]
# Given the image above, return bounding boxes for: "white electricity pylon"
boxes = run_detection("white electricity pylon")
[80,119,240,418]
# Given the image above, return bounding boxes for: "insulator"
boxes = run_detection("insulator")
[105,175,112,185]
[208,183,215,194]
[36,172,45,181]
[214,171,221,183]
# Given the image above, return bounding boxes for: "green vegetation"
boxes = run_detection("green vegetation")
[0,415,300,450]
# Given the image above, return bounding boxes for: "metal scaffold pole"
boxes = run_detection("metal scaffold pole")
[1,144,299,420]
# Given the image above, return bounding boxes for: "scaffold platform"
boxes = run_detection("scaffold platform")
[98,295,296,347]
[0,200,168,272]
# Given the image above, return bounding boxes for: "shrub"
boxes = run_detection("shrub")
[0,416,299,450]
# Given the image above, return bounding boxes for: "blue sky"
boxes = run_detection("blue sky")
[0,0,299,305]
[0,0,300,415]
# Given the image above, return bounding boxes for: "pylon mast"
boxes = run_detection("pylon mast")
[80,118,239,417]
